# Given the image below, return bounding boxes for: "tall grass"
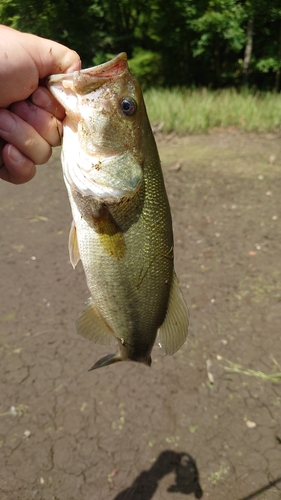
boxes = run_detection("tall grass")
[144,87,281,134]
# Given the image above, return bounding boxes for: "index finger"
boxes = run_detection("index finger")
[30,87,66,120]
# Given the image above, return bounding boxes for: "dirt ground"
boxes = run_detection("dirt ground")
[0,130,281,500]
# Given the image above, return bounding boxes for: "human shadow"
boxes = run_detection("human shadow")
[113,450,203,500]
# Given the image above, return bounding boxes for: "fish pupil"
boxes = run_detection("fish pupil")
[120,97,137,116]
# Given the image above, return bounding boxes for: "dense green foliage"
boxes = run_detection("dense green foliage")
[1,0,281,90]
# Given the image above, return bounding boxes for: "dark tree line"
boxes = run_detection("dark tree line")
[1,0,281,89]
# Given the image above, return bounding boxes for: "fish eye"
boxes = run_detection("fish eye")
[120,97,137,116]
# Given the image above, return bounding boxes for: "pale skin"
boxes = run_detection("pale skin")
[0,25,81,184]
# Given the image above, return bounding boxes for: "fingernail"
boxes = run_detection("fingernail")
[8,145,24,164]
[0,111,16,133]
[31,87,52,109]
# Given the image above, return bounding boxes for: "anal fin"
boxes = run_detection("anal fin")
[157,272,189,355]
[76,298,117,346]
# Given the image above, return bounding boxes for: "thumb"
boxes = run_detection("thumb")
[22,32,81,77]
[0,25,81,107]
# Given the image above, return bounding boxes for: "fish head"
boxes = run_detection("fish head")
[48,53,150,203]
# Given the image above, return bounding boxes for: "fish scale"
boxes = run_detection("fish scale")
[48,53,188,369]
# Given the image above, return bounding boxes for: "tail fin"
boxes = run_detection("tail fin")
[89,352,122,371]
[89,352,152,370]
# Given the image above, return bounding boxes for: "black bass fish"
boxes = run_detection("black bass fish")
[48,53,188,370]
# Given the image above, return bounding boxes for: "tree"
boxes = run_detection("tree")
[187,0,247,86]
[1,0,281,89]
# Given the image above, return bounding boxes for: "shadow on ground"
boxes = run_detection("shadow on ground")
[114,450,203,499]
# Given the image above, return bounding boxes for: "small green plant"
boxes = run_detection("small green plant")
[218,356,281,383]
[0,404,29,417]
[208,462,229,485]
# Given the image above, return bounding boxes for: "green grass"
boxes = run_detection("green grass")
[144,87,281,134]
[218,356,281,383]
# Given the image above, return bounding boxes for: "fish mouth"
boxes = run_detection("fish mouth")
[48,53,128,94]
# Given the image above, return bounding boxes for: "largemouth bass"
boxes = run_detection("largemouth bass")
[48,53,188,370]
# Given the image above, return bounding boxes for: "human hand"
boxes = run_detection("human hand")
[0,25,81,184]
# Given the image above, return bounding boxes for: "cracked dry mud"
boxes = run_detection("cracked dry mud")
[0,131,281,500]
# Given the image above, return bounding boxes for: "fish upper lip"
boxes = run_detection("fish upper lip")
[78,52,128,79]
[48,53,128,92]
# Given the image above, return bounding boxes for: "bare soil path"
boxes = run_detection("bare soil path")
[0,131,281,500]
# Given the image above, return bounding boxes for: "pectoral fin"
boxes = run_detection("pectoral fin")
[69,220,80,269]
[76,298,117,346]
[157,273,189,355]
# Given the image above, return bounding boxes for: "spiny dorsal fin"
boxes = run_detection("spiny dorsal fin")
[157,273,189,355]
[69,220,80,269]
[76,298,117,346]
